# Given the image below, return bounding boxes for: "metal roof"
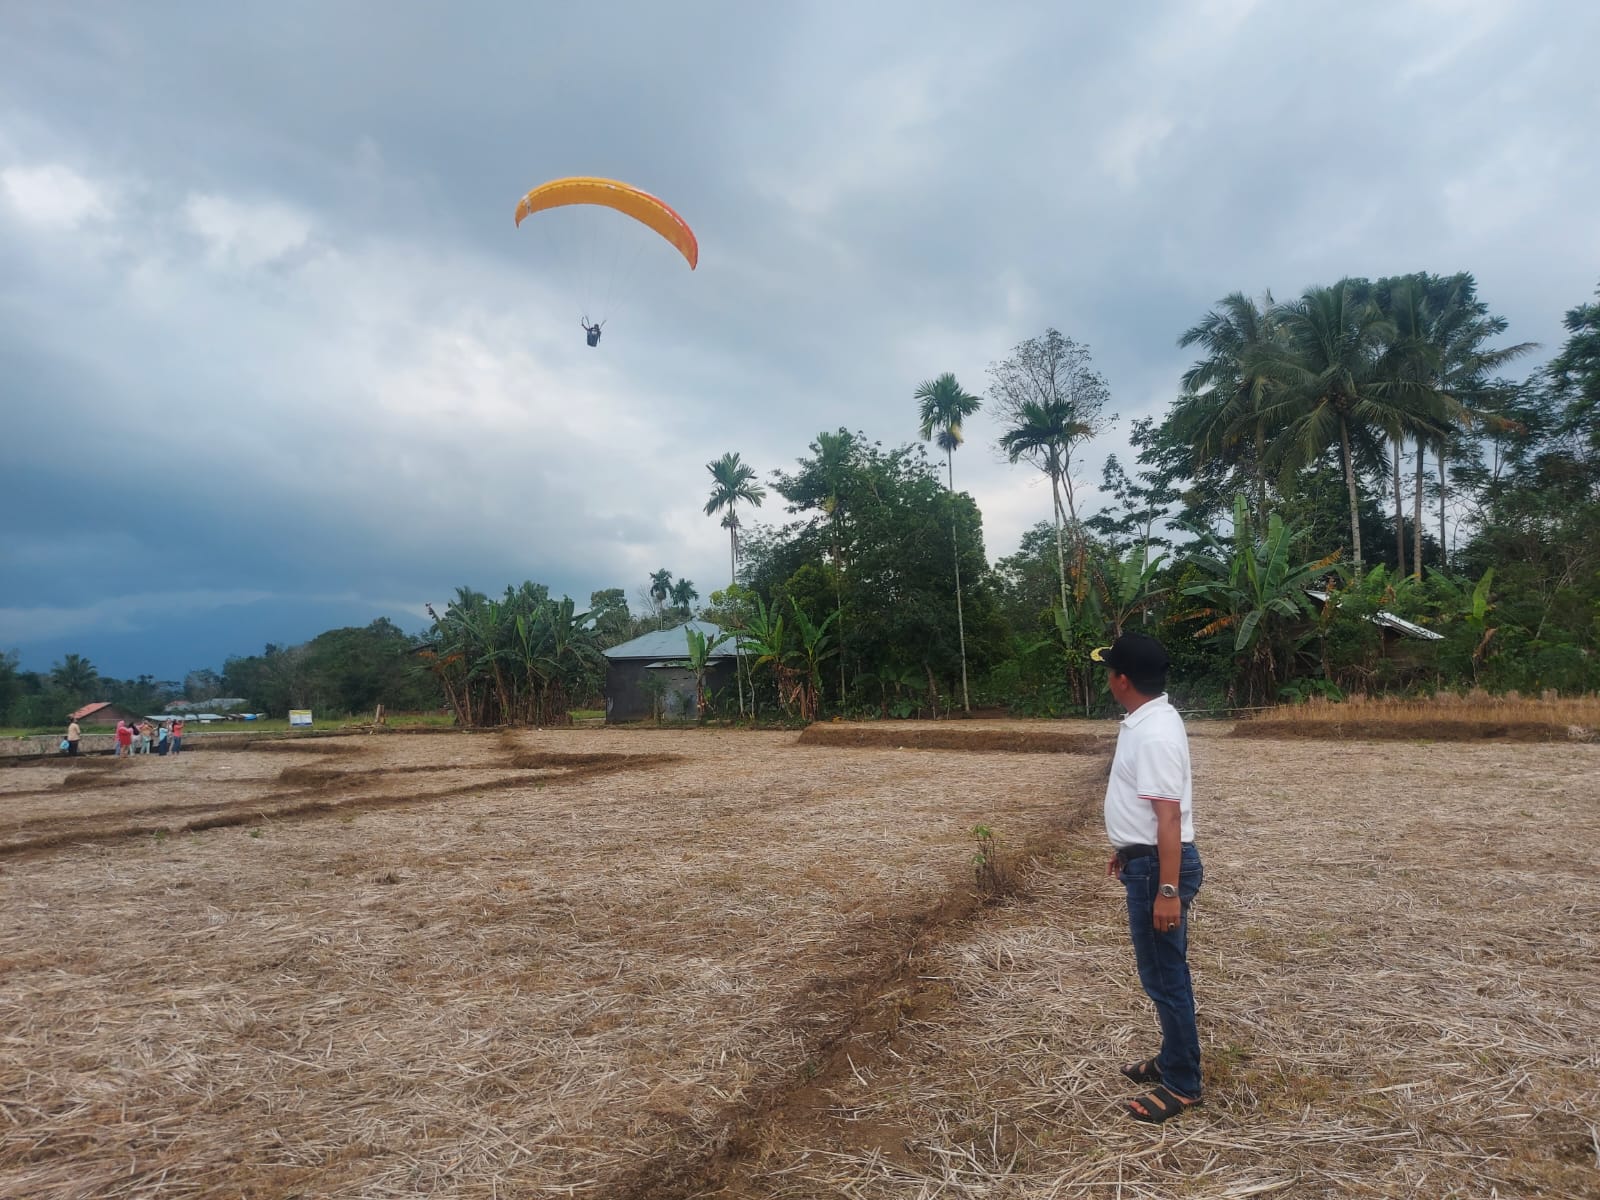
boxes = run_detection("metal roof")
[68,701,115,720]
[1306,590,1445,641]
[602,620,738,660]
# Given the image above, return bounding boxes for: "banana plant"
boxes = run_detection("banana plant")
[786,599,840,721]
[1182,494,1342,703]
[1427,566,1497,683]
[739,595,788,718]
[1099,544,1169,636]
[672,625,732,717]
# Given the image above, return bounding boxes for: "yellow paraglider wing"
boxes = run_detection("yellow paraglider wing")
[514,177,698,270]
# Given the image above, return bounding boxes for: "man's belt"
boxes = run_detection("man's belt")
[1115,842,1195,867]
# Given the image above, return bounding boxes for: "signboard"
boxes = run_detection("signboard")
[288,710,314,728]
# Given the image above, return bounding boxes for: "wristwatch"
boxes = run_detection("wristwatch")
[1159,883,1179,898]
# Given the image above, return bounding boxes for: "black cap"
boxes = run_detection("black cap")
[1090,632,1170,676]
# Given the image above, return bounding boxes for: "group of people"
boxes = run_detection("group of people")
[61,717,185,757]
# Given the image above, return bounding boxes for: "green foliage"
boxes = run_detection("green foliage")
[587,589,633,648]
[970,824,1011,896]
[1180,495,1343,704]
[223,618,439,717]
[418,585,601,727]
[754,431,1004,716]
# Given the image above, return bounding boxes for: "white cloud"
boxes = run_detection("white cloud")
[0,162,109,229]
[1394,0,1512,84]
[183,192,313,269]
[1097,110,1177,190]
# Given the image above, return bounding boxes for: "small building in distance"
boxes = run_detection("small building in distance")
[602,621,737,724]
[68,701,139,727]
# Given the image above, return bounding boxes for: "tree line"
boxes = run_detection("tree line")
[7,272,1594,728]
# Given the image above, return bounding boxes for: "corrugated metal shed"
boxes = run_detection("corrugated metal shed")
[1306,590,1444,641]
[602,621,738,661]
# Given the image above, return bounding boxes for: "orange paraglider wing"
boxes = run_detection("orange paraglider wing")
[514,177,698,269]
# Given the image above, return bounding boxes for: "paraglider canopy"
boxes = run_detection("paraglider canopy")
[514,177,698,270]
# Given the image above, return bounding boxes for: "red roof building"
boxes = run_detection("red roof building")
[68,702,138,725]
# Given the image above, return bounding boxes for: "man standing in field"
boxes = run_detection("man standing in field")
[1093,632,1204,1124]
[65,718,80,756]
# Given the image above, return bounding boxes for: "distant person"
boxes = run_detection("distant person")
[156,722,170,756]
[1093,632,1204,1124]
[115,720,134,759]
[169,717,185,756]
[65,718,81,757]
[138,720,154,755]
[582,318,602,347]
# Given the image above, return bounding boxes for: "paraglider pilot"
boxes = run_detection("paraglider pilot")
[582,318,603,347]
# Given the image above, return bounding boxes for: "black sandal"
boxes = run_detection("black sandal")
[1120,1056,1161,1084]
[1125,1084,1201,1124]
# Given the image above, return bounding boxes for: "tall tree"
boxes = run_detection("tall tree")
[669,578,698,616]
[996,401,1090,614]
[1085,418,1181,572]
[1253,282,1405,574]
[703,452,767,585]
[773,429,861,702]
[648,568,674,628]
[915,371,982,712]
[587,589,633,647]
[703,451,767,720]
[1373,272,1534,576]
[50,654,100,704]
[1173,291,1280,528]
[990,331,1115,612]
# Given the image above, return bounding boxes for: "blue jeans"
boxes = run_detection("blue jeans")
[1121,843,1203,1099]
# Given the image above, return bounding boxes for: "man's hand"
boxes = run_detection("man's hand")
[1153,893,1182,932]
[1106,853,1122,880]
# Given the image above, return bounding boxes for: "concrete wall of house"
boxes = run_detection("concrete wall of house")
[605,659,737,724]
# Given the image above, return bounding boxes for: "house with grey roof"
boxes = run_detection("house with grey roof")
[602,620,737,723]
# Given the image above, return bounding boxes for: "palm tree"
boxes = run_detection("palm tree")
[989,330,1114,611]
[1252,282,1408,574]
[703,452,766,718]
[703,452,767,584]
[649,568,674,628]
[669,578,698,617]
[998,400,1094,613]
[1174,291,1280,527]
[50,653,100,703]
[915,372,982,712]
[1383,273,1535,575]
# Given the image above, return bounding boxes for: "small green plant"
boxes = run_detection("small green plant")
[971,824,1012,896]
[151,828,168,844]
[248,827,263,839]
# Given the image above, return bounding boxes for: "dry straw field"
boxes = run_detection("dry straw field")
[1,716,1597,1198]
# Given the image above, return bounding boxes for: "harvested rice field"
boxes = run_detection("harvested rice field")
[2,723,1597,1198]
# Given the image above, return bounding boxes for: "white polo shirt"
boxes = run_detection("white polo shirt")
[1104,693,1194,848]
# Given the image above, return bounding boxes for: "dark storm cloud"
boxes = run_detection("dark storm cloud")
[3,0,1597,677]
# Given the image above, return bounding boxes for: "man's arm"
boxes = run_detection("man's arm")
[1152,798,1183,930]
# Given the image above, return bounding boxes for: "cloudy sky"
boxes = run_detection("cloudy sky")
[3,1,1596,680]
